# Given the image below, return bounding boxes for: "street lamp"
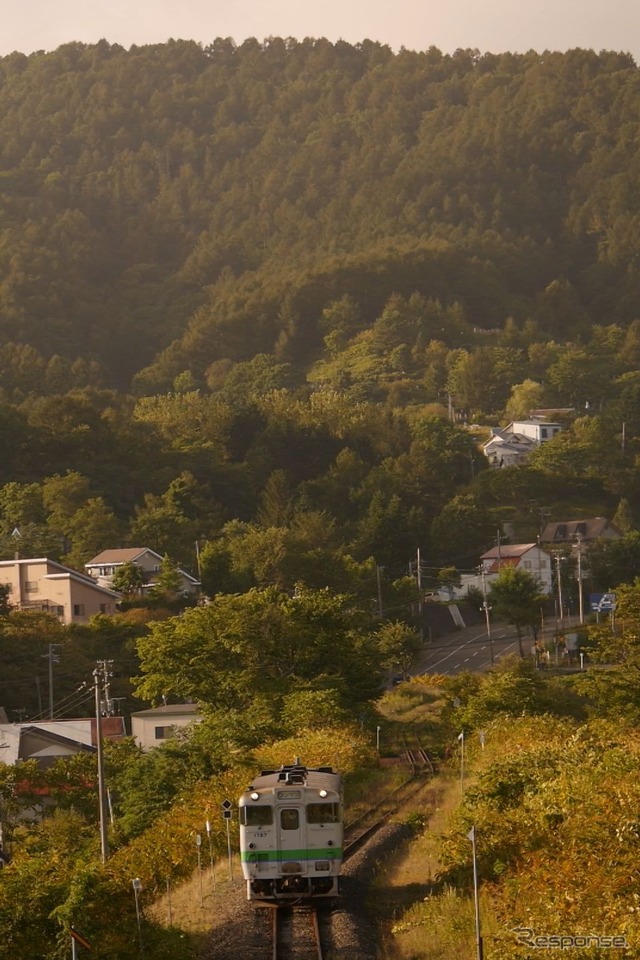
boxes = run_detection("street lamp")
[479,567,494,664]
[554,554,567,629]
[482,601,494,664]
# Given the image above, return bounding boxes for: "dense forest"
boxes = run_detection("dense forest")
[1,39,640,596]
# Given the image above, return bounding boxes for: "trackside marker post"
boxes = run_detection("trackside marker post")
[222,800,233,880]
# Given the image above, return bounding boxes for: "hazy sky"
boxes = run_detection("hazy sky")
[2,0,639,61]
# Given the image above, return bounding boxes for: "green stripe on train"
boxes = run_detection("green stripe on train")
[241,848,343,863]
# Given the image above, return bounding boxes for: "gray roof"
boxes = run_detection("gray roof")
[541,518,621,542]
[131,704,200,718]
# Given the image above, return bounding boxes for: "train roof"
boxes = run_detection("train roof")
[242,761,341,796]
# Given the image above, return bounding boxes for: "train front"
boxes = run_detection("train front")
[239,762,343,901]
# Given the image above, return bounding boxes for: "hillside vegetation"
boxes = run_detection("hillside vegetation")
[3,38,640,958]
[0,40,639,384]
[0,41,639,588]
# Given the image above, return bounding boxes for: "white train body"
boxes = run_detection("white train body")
[239,761,343,901]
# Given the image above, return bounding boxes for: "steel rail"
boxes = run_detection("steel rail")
[310,906,324,960]
[271,906,325,960]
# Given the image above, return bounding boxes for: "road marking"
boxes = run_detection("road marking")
[424,631,509,671]
[418,632,520,675]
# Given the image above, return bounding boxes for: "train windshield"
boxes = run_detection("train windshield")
[280,809,299,830]
[306,803,341,824]
[241,805,273,826]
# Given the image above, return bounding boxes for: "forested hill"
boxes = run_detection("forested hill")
[0,39,639,389]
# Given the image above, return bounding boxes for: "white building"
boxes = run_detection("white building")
[130,704,201,751]
[450,543,553,599]
[483,418,563,468]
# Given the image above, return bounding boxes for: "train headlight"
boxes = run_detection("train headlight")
[250,792,259,801]
[319,789,328,798]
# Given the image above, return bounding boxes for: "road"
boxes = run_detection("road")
[410,614,583,676]
[412,624,527,676]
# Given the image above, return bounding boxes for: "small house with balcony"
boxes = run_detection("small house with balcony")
[85,547,200,596]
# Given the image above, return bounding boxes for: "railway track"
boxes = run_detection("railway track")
[343,748,436,859]
[404,745,436,776]
[272,905,325,960]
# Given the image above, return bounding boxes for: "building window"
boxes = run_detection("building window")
[154,726,175,740]
[540,428,548,438]
[73,604,85,616]
[56,606,65,617]
[25,581,38,592]
[524,561,531,569]
[99,603,109,613]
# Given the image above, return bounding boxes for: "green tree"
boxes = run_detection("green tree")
[505,379,546,420]
[489,567,545,657]
[134,585,380,709]
[0,583,11,615]
[431,494,494,566]
[111,561,145,599]
[437,566,461,600]
[612,497,635,533]
[150,554,184,599]
[62,497,122,570]
[375,620,422,678]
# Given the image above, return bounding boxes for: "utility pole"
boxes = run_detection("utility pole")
[94,660,113,863]
[479,567,494,664]
[42,644,61,719]
[575,534,585,625]
[554,555,565,630]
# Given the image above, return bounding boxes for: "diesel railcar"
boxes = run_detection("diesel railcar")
[239,760,343,901]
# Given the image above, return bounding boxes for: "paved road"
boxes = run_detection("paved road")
[411,615,583,676]
[412,623,528,676]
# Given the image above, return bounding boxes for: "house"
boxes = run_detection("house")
[130,704,201,751]
[541,518,622,545]
[0,558,120,624]
[85,547,200,596]
[0,717,125,768]
[482,431,538,468]
[479,543,553,594]
[440,543,553,600]
[483,418,563,468]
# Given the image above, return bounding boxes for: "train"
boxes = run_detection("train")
[239,759,343,902]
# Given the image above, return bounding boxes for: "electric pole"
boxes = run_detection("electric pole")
[42,644,61,719]
[94,660,113,862]
[554,554,565,629]
[575,534,584,625]
[480,567,494,664]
